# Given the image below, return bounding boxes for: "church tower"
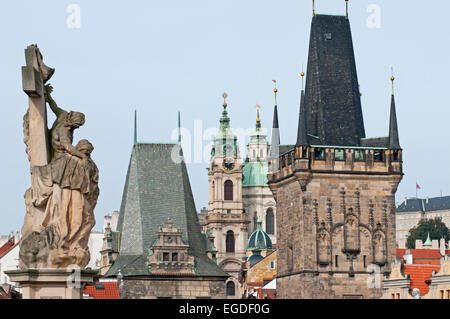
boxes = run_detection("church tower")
[204,93,249,299]
[268,8,403,299]
[242,106,276,244]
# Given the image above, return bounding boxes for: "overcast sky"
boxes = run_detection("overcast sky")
[1,0,449,234]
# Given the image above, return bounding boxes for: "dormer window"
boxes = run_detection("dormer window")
[172,253,178,261]
[163,253,170,261]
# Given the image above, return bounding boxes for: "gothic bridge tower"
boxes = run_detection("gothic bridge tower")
[268,7,403,299]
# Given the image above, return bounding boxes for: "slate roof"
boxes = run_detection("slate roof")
[396,196,450,213]
[303,14,365,146]
[105,143,228,278]
[279,145,294,155]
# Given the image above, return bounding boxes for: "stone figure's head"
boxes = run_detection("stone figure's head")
[76,139,94,156]
[66,111,85,129]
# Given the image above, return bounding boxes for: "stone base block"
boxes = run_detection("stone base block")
[5,268,98,299]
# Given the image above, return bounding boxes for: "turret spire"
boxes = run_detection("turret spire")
[296,72,309,147]
[134,109,137,145]
[270,81,280,161]
[345,0,349,19]
[388,74,401,150]
[178,111,181,143]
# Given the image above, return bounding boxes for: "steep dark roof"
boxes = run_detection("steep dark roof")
[396,196,450,213]
[296,90,309,146]
[106,143,228,278]
[270,105,280,159]
[389,94,401,149]
[303,14,365,146]
[279,145,294,155]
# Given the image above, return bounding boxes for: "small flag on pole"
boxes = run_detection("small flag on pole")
[416,183,421,190]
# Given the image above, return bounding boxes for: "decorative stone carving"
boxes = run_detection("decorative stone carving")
[19,45,98,269]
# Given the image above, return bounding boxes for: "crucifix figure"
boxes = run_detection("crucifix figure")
[19,45,99,270]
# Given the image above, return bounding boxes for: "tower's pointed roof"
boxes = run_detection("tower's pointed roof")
[270,85,280,159]
[106,143,228,278]
[296,89,309,147]
[303,14,365,146]
[389,94,401,149]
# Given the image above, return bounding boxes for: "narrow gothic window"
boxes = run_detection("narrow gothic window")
[266,208,274,235]
[335,255,339,268]
[163,252,170,261]
[224,180,233,200]
[226,230,235,252]
[172,253,178,261]
[226,281,235,296]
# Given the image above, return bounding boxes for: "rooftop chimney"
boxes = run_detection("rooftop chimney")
[403,250,413,265]
[440,238,446,256]
[415,239,423,249]
[432,240,439,249]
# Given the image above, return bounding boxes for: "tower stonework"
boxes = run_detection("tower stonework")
[268,13,403,299]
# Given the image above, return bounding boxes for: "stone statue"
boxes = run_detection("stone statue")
[19,45,99,269]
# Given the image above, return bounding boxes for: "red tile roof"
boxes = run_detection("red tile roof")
[0,238,17,259]
[84,282,120,299]
[402,265,440,296]
[397,248,450,262]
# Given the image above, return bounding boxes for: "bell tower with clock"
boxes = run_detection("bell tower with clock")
[204,93,249,299]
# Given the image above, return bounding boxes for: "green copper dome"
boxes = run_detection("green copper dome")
[247,220,272,251]
[242,161,268,187]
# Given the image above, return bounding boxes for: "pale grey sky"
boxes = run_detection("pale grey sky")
[1,0,449,234]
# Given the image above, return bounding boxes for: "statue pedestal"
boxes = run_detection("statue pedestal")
[5,268,98,299]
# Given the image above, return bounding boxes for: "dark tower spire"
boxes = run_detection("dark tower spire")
[304,14,366,146]
[388,75,401,149]
[270,80,280,160]
[296,72,309,147]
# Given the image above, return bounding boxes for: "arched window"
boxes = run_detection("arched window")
[224,180,233,200]
[226,230,235,253]
[266,208,274,235]
[226,281,235,296]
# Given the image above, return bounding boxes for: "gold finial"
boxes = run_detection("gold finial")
[256,104,261,123]
[312,0,315,17]
[359,84,362,97]
[222,92,228,108]
[391,67,395,95]
[272,80,278,105]
[301,67,305,90]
